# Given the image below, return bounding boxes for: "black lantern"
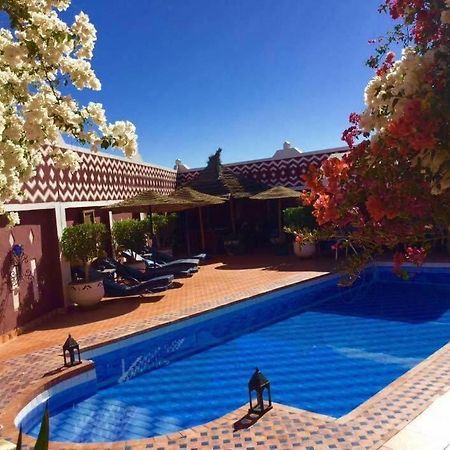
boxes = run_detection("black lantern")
[248,368,272,415]
[63,334,81,367]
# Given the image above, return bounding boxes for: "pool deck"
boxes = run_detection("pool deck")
[382,389,450,450]
[1,254,450,450]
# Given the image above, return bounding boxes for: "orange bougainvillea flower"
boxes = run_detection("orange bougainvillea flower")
[301,0,450,277]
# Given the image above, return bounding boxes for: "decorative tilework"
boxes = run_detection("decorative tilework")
[178,152,340,191]
[8,146,345,206]
[9,145,177,204]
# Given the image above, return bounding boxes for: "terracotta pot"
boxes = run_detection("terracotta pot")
[68,279,104,307]
[293,242,316,258]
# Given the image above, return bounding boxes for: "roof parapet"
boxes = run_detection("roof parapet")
[272,141,302,160]
[174,158,190,172]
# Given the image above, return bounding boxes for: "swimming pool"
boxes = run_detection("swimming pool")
[19,265,450,443]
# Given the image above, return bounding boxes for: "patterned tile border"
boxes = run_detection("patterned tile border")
[1,269,450,450]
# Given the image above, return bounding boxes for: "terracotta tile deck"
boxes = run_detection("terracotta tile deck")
[0,254,449,450]
[0,255,334,363]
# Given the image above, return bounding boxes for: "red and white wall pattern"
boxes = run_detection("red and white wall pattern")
[177,151,338,190]
[15,145,177,204]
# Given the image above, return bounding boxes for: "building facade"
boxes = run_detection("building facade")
[0,141,345,338]
[176,142,346,190]
[1,144,177,338]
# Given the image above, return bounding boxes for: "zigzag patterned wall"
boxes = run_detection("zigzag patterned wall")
[178,152,335,190]
[10,146,342,205]
[12,145,177,204]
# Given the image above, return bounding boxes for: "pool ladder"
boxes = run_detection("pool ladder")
[334,238,358,261]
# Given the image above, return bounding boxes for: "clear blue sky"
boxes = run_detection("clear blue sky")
[65,1,394,168]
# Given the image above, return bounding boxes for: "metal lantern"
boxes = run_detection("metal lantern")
[63,334,81,367]
[248,368,272,415]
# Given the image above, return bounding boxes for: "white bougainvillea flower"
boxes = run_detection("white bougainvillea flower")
[0,0,138,223]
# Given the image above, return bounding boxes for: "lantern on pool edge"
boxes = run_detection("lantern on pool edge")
[248,368,272,415]
[63,334,81,367]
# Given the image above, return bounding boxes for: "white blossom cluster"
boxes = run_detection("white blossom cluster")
[360,0,450,134]
[0,0,138,226]
[358,37,449,193]
[359,47,435,132]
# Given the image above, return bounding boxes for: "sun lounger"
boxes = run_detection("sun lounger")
[121,251,199,273]
[95,257,194,280]
[142,258,199,273]
[102,274,174,297]
[142,249,207,264]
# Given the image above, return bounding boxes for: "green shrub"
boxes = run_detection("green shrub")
[283,206,317,231]
[112,218,150,259]
[152,213,177,249]
[61,223,107,282]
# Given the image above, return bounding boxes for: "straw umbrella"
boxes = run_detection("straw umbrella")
[170,187,226,251]
[250,186,300,234]
[186,149,268,234]
[103,190,192,233]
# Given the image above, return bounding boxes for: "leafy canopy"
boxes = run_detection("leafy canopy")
[112,219,151,256]
[61,222,107,266]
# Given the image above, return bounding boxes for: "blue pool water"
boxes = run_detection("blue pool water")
[24,266,450,443]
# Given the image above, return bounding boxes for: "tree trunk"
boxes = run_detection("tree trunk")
[84,262,90,282]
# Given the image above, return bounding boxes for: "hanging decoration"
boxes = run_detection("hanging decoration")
[10,244,25,285]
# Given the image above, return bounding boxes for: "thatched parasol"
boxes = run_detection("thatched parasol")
[251,186,300,233]
[102,190,193,233]
[185,148,268,232]
[187,148,267,198]
[171,187,226,206]
[170,187,226,251]
[251,186,300,201]
[104,190,192,213]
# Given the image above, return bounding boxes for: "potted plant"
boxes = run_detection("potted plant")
[286,227,319,258]
[283,207,319,258]
[61,222,107,307]
[111,218,149,270]
[152,213,177,257]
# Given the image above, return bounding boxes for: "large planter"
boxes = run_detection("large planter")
[293,242,316,258]
[68,279,104,307]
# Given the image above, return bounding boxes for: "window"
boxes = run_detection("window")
[83,210,96,224]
